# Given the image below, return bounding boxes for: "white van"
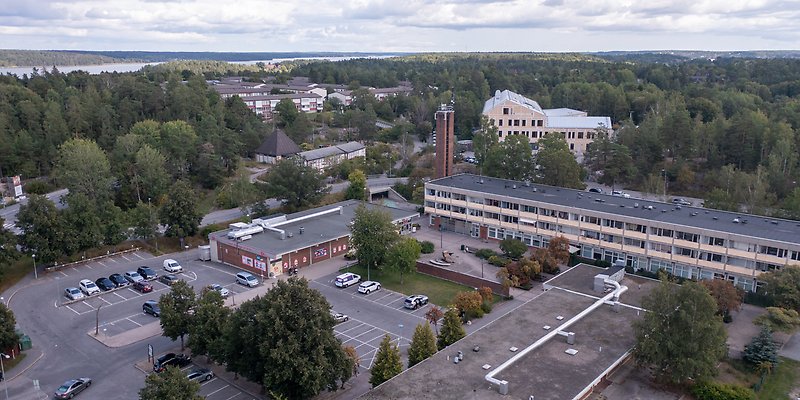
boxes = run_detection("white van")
[163,259,183,273]
[236,271,259,287]
[334,273,361,288]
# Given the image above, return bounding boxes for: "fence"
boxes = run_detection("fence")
[416,261,509,297]
[44,246,141,273]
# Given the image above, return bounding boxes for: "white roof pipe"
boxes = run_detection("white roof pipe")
[271,206,342,228]
[485,279,628,392]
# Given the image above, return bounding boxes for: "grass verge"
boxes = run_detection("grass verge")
[2,352,27,372]
[757,357,800,399]
[0,257,34,294]
[341,264,499,307]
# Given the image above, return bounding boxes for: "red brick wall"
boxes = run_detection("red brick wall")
[416,261,509,297]
[279,236,351,272]
[479,225,488,240]
[217,242,265,276]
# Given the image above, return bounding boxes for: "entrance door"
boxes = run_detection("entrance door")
[471,223,480,238]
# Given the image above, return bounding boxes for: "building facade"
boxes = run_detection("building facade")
[298,141,366,171]
[424,174,800,292]
[434,104,455,179]
[482,90,612,162]
[209,201,417,277]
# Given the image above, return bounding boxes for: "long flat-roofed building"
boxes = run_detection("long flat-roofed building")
[424,174,800,291]
[482,90,612,162]
[209,200,417,277]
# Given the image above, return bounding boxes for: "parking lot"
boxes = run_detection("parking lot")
[334,318,412,370]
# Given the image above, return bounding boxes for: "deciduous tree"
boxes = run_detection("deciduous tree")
[159,280,197,350]
[139,365,202,400]
[452,291,483,319]
[223,278,352,399]
[188,289,230,363]
[0,303,19,351]
[16,195,66,263]
[54,138,113,203]
[437,308,465,350]
[425,306,444,335]
[633,280,727,384]
[547,236,571,266]
[344,169,367,201]
[160,180,202,238]
[386,237,421,285]
[407,323,437,368]
[264,159,330,212]
[758,266,800,312]
[499,238,527,260]
[700,279,744,317]
[370,334,403,387]
[0,218,19,273]
[350,205,399,273]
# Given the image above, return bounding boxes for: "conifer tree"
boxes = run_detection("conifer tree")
[370,334,402,388]
[408,323,437,368]
[437,308,466,350]
[743,327,779,369]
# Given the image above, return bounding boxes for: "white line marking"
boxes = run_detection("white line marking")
[127,317,142,327]
[99,297,113,305]
[108,257,119,263]
[134,252,146,260]
[113,292,127,300]
[65,305,80,315]
[59,271,68,277]
[70,267,79,272]
[121,254,132,262]
[81,300,96,310]
[97,261,108,268]
[85,264,93,269]
[206,385,229,397]
[223,393,242,400]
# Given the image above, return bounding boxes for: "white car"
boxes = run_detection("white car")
[330,311,349,323]
[79,279,101,296]
[404,294,429,310]
[64,287,84,301]
[611,190,631,198]
[357,281,381,294]
[208,284,230,298]
[163,259,183,273]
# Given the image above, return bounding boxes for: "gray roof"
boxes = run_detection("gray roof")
[543,107,586,117]
[255,130,301,157]
[210,200,417,259]
[427,174,800,245]
[482,89,543,114]
[335,141,365,153]
[547,116,612,130]
[299,142,365,161]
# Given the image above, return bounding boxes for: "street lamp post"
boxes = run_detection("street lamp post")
[1,352,10,400]
[481,260,485,279]
[661,169,667,198]
[148,197,158,252]
[32,254,37,279]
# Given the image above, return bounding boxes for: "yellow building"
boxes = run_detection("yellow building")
[482,90,611,162]
[425,174,800,292]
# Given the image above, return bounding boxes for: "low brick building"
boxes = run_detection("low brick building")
[208,200,417,277]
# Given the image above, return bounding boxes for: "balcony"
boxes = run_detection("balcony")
[649,235,673,246]
[725,265,756,278]
[757,253,789,266]
[673,238,700,250]
[727,248,754,259]
[624,230,647,240]
[672,254,697,266]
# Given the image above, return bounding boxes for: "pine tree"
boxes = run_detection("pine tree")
[743,327,779,369]
[437,308,466,350]
[408,323,437,368]
[370,334,402,388]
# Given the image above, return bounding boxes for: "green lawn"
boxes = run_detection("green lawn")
[341,264,487,307]
[757,357,800,400]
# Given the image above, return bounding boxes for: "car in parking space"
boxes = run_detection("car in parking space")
[133,281,153,293]
[404,294,430,309]
[159,274,180,286]
[163,259,183,273]
[334,272,361,288]
[357,280,381,294]
[137,266,158,280]
[672,198,692,206]
[64,287,85,301]
[78,279,101,296]
[95,277,115,291]
[54,377,92,399]
[588,187,603,194]
[124,271,144,283]
[330,310,349,323]
[153,353,191,373]
[186,368,214,382]
[207,284,230,298]
[235,271,259,287]
[143,300,160,317]
[109,273,129,287]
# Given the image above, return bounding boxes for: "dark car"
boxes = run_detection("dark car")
[133,281,153,293]
[95,277,115,291]
[588,188,603,194]
[54,377,92,399]
[153,353,191,373]
[109,273,129,287]
[143,300,160,317]
[159,274,180,286]
[137,266,158,280]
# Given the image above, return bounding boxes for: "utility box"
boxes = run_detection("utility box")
[198,245,211,261]
[18,334,32,350]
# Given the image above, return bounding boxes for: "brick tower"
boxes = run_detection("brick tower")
[434,104,455,178]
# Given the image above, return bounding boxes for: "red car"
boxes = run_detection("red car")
[133,281,153,293]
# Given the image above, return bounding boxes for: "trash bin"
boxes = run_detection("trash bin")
[19,334,32,350]
[460,244,465,251]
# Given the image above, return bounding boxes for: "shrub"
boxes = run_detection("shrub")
[474,248,497,260]
[690,382,755,400]
[488,255,511,268]
[499,238,527,259]
[480,302,493,314]
[199,223,226,238]
[419,241,435,254]
[477,287,493,303]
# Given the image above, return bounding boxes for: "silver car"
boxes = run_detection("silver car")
[64,287,85,301]
[186,368,214,382]
[208,284,230,298]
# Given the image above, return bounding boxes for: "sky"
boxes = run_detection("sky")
[1,0,798,53]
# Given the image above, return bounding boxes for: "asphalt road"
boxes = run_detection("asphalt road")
[0,188,68,234]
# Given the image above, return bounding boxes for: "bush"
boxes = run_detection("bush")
[419,241,435,254]
[488,255,511,268]
[690,382,755,400]
[480,302,493,314]
[24,179,55,195]
[475,248,497,260]
[199,223,226,238]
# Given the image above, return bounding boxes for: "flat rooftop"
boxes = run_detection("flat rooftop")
[360,264,645,400]
[210,200,417,260]
[427,174,800,245]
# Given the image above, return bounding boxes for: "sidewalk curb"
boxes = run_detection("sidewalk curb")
[7,348,44,382]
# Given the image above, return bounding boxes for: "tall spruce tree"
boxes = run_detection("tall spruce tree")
[407,323,437,368]
[437,308,466,350]
[370,334,403,388]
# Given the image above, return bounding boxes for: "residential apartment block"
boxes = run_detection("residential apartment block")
[424,174,800,292]
[208,78,325,119]
[482,90,612,162]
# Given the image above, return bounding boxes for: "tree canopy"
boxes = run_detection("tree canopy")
[263,159,330,212]
[407,323,437,368]
[385,237,421,285]
[758,266,800,312]
[139,365,203,400]
[160,180,202,238]
[370,334,403,388]
[350,205,399,273]
[437,308,466,350]
[0,303,19,351]
[159,280,197,350]
[633,280,727,384]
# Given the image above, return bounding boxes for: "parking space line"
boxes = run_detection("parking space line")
[310,280,427,322]
[372,292,394,302]
[223,393,241,400]
[134,252,146,260]
[85,264,93,269]
[107,257,119,263]
[81,300,96,310]
[97,261,108,268]
[112,292,127,300]
[206,385,229,397]
[199,378,217,386]
[99,297,113,306]
[65,305,80,315]
[127,288,140,295]
[121,254,132,262]
[71,267,79,272]
[336,323,367,335]
[58,271,68,277]
[126,317,142,327]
